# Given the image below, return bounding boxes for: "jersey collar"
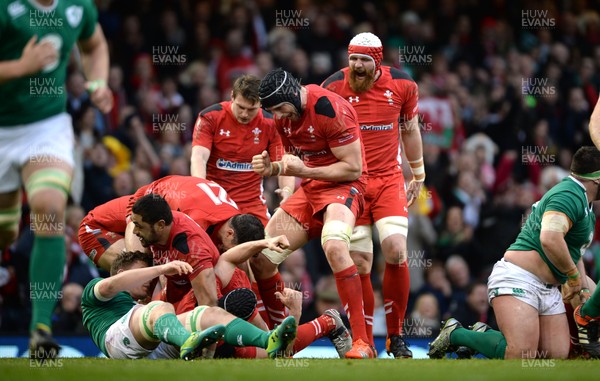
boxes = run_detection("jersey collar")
[568,175,593,210]
[28,0,59,12]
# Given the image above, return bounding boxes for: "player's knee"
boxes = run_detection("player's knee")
[25,169,71,213]
[148,301,174,323]
[382,238,408,265]
[139,301,167,342]
[323,239,350,264]
[350,251,372,274]
[505,343,537,359]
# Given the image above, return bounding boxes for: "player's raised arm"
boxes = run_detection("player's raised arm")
[96,258,192,300]
[215,235,290,283]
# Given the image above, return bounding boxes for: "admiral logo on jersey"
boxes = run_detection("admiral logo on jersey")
[216,159,253,172]
[360,123,393,131]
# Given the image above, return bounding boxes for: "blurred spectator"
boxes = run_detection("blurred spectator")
[416,261,453,318]
[448,282,497,330]
[409,293,441,338]
[81,142,116,212]
[215,28,255,95]
[53,283,86,335]
[436,206,473,263]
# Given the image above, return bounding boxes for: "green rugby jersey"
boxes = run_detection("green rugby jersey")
[0,0,97,126]
[508,176,595,284]
[81,278,136,357]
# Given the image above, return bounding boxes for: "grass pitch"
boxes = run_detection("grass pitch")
[2,358,600,381]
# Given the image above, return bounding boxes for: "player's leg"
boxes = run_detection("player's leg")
[321,203,372,359]
[493,296,540,358]
[130,301,224,360]
[373,173,412,358]
[349,225,375,347]
[538,313,570,359]
[429,318,508,359]
[563,276,596,357]
[0,190,21,250]
[251,205,308,328]
[182,305,297,358]
[23,159,72,359]
[379,231,412,358]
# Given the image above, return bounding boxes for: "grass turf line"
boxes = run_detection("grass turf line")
[2,358,600,381]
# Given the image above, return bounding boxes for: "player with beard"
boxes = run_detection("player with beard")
[429,146,600,360]
[322,32,423,358]
[252,68,372,359]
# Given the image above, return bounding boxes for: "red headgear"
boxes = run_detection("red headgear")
[348,32,383,72]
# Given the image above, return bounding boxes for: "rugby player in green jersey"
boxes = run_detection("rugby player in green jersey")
[429,146,600,360]
[82,251,297,360]
[0,0,112,359]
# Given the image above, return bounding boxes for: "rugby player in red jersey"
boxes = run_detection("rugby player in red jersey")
[322,32,425,358]
[191,75,295,226]
[252,68,373,359]
[130,193,352,358]
[78,195,131,271]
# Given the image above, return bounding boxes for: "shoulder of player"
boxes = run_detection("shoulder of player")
[199,102,225,117]
[261,109,274,120]
[385,66,415,83]
[321,70,346,89]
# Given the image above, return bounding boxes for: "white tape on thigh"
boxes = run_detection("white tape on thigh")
[321,220,352,247]
[349,225,373,253]
[375,216,408,242]
[261,233,293,264]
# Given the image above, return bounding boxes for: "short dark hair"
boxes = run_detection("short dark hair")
[232,75,261,104]
[132,194,173,225]
[571,146,600,176]
[230,214,265,244]
[110,250,153,276]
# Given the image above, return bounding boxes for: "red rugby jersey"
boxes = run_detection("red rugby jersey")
[274,84,368,186]
[128,175,240,230]
[192,101,283,205]
[322,66,418,176]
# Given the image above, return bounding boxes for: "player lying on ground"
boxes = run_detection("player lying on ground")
[428,146,600,360]
[81,251,297,359]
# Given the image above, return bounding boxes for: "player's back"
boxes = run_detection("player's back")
[86,195,132,233]
[322,67,418,176]
[129,175,240,230]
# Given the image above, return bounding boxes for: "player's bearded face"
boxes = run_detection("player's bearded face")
[348,56,376,93]
[135,224,160,247]
[270,103,300,121]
